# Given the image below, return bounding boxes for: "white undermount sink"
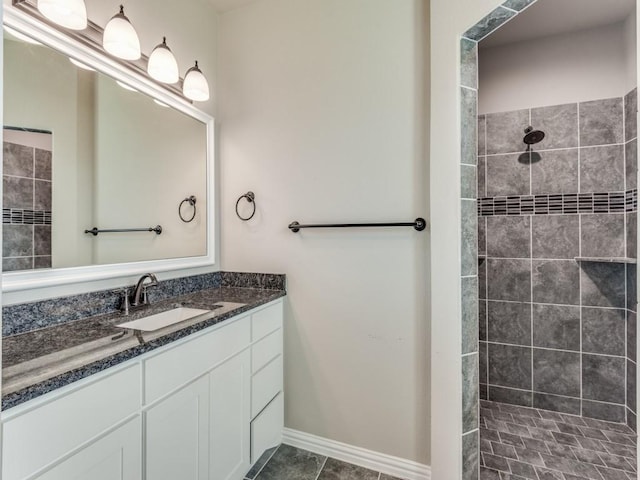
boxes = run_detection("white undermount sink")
[116,307,211,332]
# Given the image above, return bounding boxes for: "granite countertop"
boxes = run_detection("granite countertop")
[2,286,285,411]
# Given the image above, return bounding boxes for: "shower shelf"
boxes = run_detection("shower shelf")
[575,257,637,264]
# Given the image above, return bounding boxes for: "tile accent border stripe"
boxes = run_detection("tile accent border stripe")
[282,428,431,480]
[3,208,52,225]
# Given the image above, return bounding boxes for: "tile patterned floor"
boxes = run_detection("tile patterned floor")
[244,444,405,480]
[480,400,638,480]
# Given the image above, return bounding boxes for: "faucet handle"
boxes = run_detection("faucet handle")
[120,288,131,315]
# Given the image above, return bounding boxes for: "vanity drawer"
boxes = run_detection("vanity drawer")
[251,392,284,464]
[145,316,251,404]
[2,364,141,480]
[252,329,283,374]
[251,355,283,418]
[251,302,283,342]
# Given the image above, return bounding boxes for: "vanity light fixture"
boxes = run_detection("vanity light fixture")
[183,61,210,102]
[148,37,179,84]
[154,99,169,108]
[69,57,95,71]
[103,5,141,60]
[37,0,87,30]
[116,80,137,92]
[4,25,42,45]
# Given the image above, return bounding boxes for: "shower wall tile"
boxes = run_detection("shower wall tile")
[486,153,530,196]
[625,87,637,142]
[486,216,530,258]
[462,431,479,480]
[3,225,33,258]
[488,344,532,390]
[487,258,531,302]
[582,354,626,404]
[628,311,637,363]
[626,212,637,259]
[501,0,536,11]
[580,214,625,258]
[34,180,52,211]
[627,360,636,413]
[462,354,479,433]
[478,217,487,255]
[461,200,478,276]
[462,276,479,355]
[461,87,477,166]
[627,264,637,312]
[581,401,626,424]
[579,97,624,147]
[580,262,626,309]
[533,393,581,416]
[480,341,488,384]
[532,304,580,351]
[581,307,626,356]
[3,257,32,272]
[34,149,52,181]
[532,349,580,397]
[489,386,532,407]
[34,256,52,269]
[460,39,477,90]
[4,176,33,210]
[486,109,529,155]
[461,165,476,199]
[479,259,487,299]
[625,138,637,190]
[479,300,487,341]
[477,156,486,197]
[3,143,34,177]
[487,301,531,345]
[462,6,516,42]
[532,260,580,305]
[478,115,487,156]
[531,215,579,259]
[579,145,625,193]
[34,225,52,257]
[530,149,579,195]
[530,103,578,150]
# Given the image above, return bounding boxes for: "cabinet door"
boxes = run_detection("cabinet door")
[35,417,141,480]
[146,376,209,480]
[209,351,251,480]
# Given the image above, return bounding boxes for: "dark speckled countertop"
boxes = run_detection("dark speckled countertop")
[2,286,285,411]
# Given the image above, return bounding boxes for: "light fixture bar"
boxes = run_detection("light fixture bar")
[11,0,189,101]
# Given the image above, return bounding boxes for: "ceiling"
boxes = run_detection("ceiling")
[208,0,262,13]
[481,0,636,48]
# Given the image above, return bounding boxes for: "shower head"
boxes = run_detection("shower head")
[524,126,545,145]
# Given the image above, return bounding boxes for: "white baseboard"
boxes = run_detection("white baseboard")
[282,428,431,480]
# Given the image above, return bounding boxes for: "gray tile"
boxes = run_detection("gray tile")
[255,445,326,480]
[580,145,625,193]
[598,452,636,472]
[492,442,517,459]
[627,213,637,260]
[3,257,32,272]
[533,393,581,416]
[530,103,578,150]
[462,276,479,354]
[488,344,532,390]
[532,215,579,259]
[479,116,487,156]
[501,0,536,11]
[479,217,487,255]
[487,216,531,258]
[34,256,52,269]
[625,88,637,142]
[462,200,478,276]
[487,259,531,302]
[597,466,631,480]
[246,447,277,479]
[580,214,625,258]
[534,467,564,480]
[3,175,33,209]
[487,301,531,345]
[514,446,544,466]
[461,38,477,90]
[626,409,636,434]
[486,109,529,155]
[480,467,501,480]
[582,307,626,356]
[379,475,404,480]
[34,180,52,211]
[483,452,510,472]
[580,97,624,147]
[463,431,480,480]
[478,156,487,197]
[582,400,626,424]
[626,359,636,413]
[463,6,517,41]
[532,260,580,305]
[3,142,34,177]
[546,441,578,458]
[627,311,636,363]
[34,225,51,257]
[3,225,33,258]
[462,87,478,166]
[571,447,605,466]
[480,258,487,299]
[507,459,538,479]
[532,304,580,351]
[626,265,636,312]
[582,354,626,404]
[316,458,378,480]
[486,154,531,196]
[463,353,480,433]
[480,383,488,401]
[480,301,488,341]
[531,149,579,195]
[462,165,477,199]
[34,148,52,181]
[625,139,637,190]
[533,349,580,397]
[581,262,626,309]
[480,341,488,383]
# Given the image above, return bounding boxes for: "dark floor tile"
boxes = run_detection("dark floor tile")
[523,437,551,456]
[528,426,555,443]
[379,476,403,480]
[493,442,518,459]
[597,465,632,480]
[579,427,609,442]
[552,431,580,447]
[246,447,277,478]
[498,431,525,448]
[514,446,544,466]
[600,440,636,459]
[500,404,541,419]
[480,467,502,480]
[506,422,531,438]
[576,436,606,452]
[481,438,494,454]
[561,415,587,427]
[571,447,605,466]
[603,431,636,447]
[483,452,511,472]
[511,414,537,427]
[598,452,635,472]
[507,459,538,479]
[534,466,564,480]
[255,445,326,480]
[556,423,584,436]
[317,458,378,480]
[546,442,578,460]
[482,428,501,443]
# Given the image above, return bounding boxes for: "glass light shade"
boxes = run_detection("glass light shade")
[103,5,141,60]
[69,57,95,71]
[148,38,179,84]
[37,0,87,30]
[5,26,42,45]
[183,61,210,102]
[116,80,137,92]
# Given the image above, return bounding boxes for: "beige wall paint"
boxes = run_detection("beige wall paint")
[218,0,430,464]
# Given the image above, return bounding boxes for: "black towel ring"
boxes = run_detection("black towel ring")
[179,196,197,223]
[235,192,256,221]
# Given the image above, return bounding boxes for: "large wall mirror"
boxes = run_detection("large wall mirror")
[2,9,215,292]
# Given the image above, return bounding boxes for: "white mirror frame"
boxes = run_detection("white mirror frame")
[2,7,216,293]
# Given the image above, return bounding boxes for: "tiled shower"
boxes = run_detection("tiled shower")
[478,91,638,431]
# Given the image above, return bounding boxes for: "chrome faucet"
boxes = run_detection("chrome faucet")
[130,273,159,307]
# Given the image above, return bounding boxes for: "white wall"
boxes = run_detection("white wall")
[479,21,635,114]
[217,0,430,464]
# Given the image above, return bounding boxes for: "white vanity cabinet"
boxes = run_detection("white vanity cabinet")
[0,299,284,480]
